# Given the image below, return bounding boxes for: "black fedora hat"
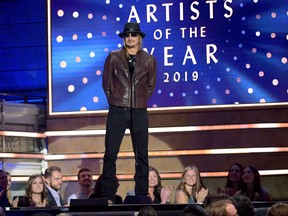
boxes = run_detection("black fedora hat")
[118,22,146,38]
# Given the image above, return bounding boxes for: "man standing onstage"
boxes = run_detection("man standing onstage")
[101,22,157,204]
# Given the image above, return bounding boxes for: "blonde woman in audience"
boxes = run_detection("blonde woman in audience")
[13,174,47,207]
[175,165,208,204]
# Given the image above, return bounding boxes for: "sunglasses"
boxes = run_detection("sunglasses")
[124,33,138,38]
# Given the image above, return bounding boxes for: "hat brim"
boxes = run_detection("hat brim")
[119,31,145,38]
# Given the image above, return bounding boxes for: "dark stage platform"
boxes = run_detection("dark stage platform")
[4,204,187,216]
[4,201,284,216]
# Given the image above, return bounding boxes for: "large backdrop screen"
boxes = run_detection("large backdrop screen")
[48,0,288,115]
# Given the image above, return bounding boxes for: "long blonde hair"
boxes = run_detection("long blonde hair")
[176,165,206,201]
[123,34,143,56]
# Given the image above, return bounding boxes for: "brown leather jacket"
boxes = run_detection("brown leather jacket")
[102,48,157,108]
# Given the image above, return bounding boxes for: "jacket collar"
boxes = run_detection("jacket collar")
[118,48,142,69]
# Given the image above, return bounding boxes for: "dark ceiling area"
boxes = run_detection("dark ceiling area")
[0,0,47,104]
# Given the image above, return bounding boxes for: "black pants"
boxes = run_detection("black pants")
[100,105,149,202]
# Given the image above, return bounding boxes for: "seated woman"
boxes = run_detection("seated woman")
[235,165,271,201]
[0,170,10,208]
[175,165,208,204]
[217,163,243,196]
[126,166,172,204]
[13,174,47,207]
[148,166,172,204]
[6,171,12,206]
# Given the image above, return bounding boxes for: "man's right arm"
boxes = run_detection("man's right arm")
[102,53,113,99]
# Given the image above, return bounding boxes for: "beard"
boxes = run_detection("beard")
[125,39,139,49]
[126,43,135,49]
[51,183,61,191]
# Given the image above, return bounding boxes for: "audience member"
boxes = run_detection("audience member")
[206,199,238,216]
[13,174,47,207]
[204,192,230,208]
[0,170,10,208]
[228,195,255,216]
[137,206,158,216]
[218,163,243,196]
[180,204,209,216]
[45,166,64,206]
[89,174,122,204]
[175,165,208,204]
[67,168,94,205]
[148,166,172,204]
[235,165,271,201]
[267,202,288,216]
[128,166,172,204]
[5,172,12,206]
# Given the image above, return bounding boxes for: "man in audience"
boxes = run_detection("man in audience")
[229,195,255,216]
[206,199,238,216]
[181,204,209,216]
[138,206,158,216]
[45,166,64,206]
[204,192,230,208]
[67,168,94,205]
[267,202,288,216]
